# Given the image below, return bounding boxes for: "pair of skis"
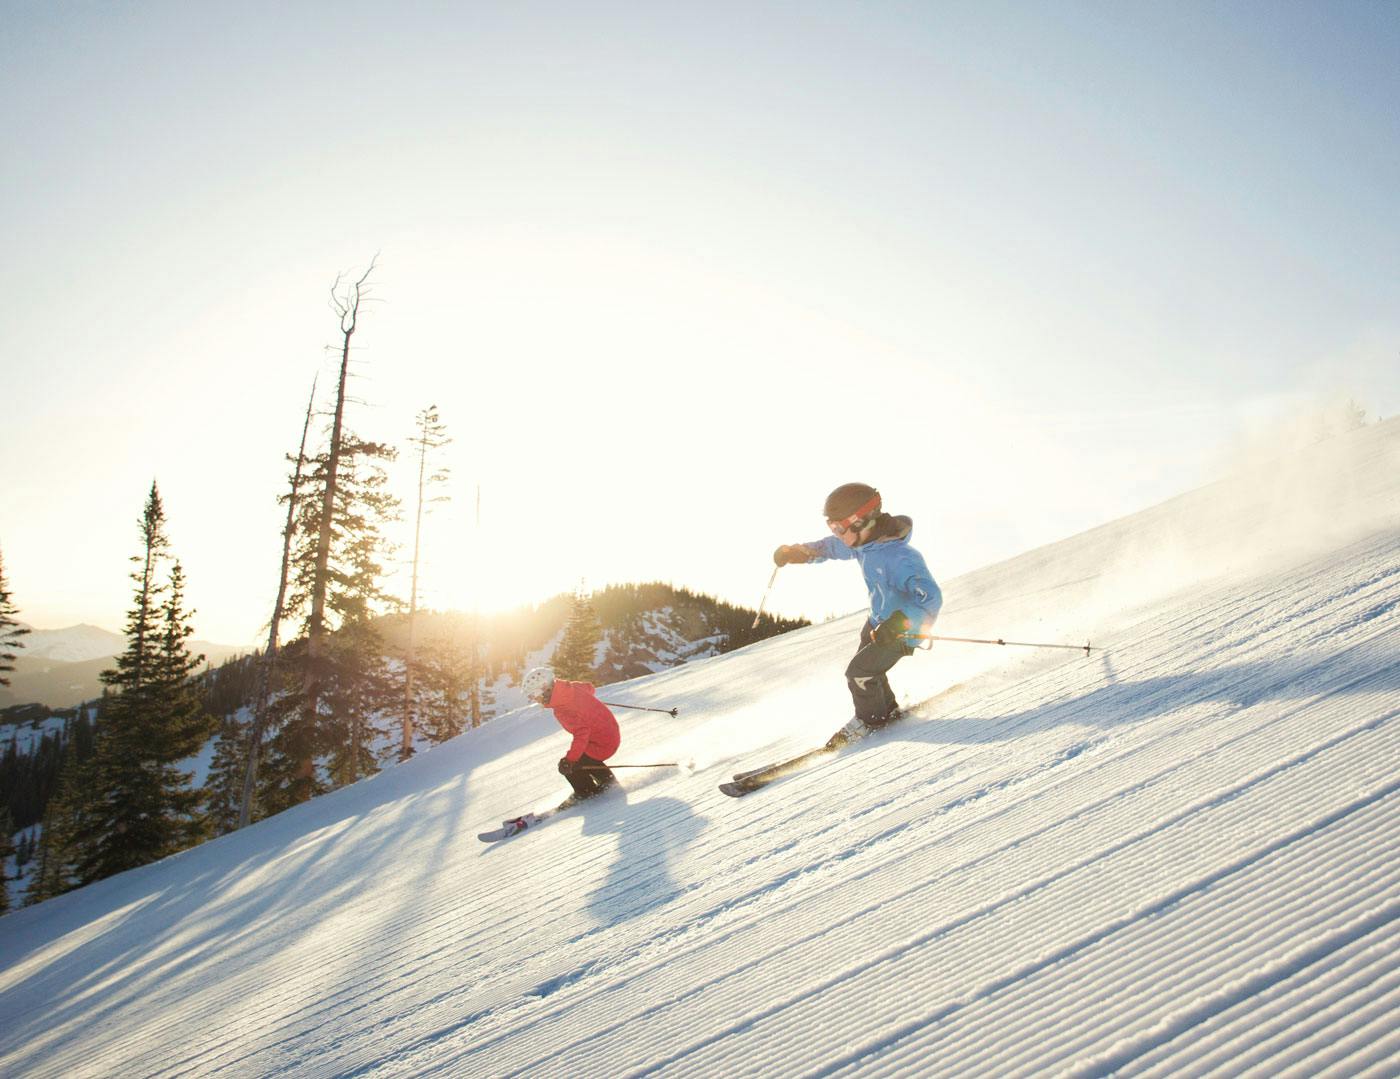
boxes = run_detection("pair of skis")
[479,716,901,841]
[717,714,899,797]
[476,796,579,843]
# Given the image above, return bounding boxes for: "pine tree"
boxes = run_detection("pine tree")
[76,488,215,884]
[415,617,471,743]
[407,613,497,742]
[239,375,318,830]
[322,621,395,787]
[553,593,603,682]
[400,405,451,761]
[467,626,496,730]
[0,807,15,913]
[26,755,86,903]
[0,546,30,687]
[150,561,215,763]
[261,430,400,809]
[16,828,35,878]
[255,642,323,815]
[204,715,249,835]
[299,262,379,778]
[416,637,466,743]
[106,483,170,695]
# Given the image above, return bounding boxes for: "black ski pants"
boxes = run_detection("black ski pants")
[562,754,616,800]
[845,620,913,724]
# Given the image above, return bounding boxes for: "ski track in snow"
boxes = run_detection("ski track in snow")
[2,421,1399,1078]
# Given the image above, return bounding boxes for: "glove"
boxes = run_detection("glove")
[773,544,813,566]
[558,757,578,777]
[870,612,912,647]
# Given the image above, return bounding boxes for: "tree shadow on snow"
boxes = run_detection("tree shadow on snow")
[0,741,491,1076]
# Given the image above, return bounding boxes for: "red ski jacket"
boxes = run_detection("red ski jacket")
[547,680,621,762]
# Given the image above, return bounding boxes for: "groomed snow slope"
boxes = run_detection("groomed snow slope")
[2,420,1398,1078]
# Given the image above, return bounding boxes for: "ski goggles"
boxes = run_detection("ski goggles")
[826,494,881,535]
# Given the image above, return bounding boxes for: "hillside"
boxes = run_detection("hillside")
[0,419,1397,1076]
[380,581,808,694]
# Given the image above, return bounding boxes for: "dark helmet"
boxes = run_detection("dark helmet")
[823,483,881,529]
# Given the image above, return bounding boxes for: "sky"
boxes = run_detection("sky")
[3,1,1398,646]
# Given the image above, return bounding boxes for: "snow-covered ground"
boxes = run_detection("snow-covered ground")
[1,713,68,757]
[2,420,1397,1077]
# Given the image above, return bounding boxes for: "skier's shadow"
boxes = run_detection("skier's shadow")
[576,793,703,927]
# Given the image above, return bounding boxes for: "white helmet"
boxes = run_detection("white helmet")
[523,666,555,703]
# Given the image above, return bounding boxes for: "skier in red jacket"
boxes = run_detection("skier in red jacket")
[523,666,620,801]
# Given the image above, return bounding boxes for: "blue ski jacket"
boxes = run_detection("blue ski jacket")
[798,515,942,640]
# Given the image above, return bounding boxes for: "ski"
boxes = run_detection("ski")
[720,741,848,797]
[720,713,906,798]
[477,796,579,843]
[723,747,833,795]
[476,814,545,843]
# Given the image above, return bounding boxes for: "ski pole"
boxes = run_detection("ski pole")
[751,566,780,629]
[598,700,680,718]
[580,762,684,770]
[913,634,1093,656]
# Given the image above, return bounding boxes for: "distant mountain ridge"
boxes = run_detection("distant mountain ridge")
[1,625,246,710]
[15,624,126,664]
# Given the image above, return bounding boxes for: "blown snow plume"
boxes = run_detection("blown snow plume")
[943,415,1400,673]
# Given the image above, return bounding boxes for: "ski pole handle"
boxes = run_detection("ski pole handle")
[913,633,1093,656]
[598,700,680,717]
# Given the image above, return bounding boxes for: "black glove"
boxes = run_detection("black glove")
[870,612,911,647]
[558,757,577,777]
[773,544,813,566]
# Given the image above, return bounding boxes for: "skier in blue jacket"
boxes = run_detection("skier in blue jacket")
[773,483,942,745]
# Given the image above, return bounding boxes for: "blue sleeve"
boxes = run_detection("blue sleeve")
[897,552,942,627]
[801,536,855,562]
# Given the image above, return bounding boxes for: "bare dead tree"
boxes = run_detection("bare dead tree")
[301,258,377,788]
[400,406,451,760]
[237,374,318,828]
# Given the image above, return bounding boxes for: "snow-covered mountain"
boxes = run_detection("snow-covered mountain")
[13,624,125,664]
[1,419,1397,1076]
